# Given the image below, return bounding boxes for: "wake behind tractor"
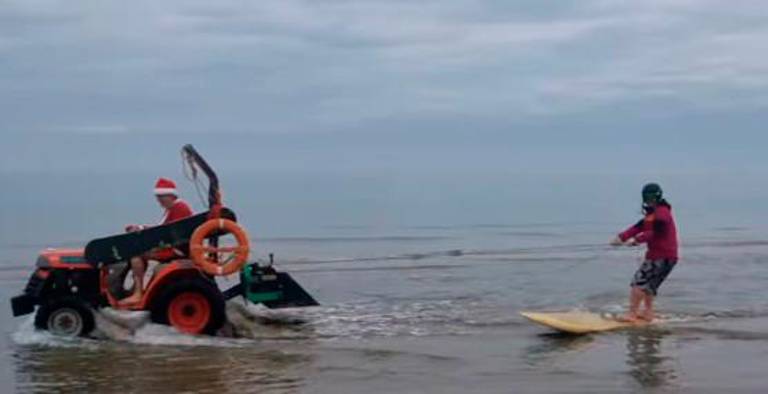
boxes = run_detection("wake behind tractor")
[10,145,318,336]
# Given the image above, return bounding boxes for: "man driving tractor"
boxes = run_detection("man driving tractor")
[121,177,194,305]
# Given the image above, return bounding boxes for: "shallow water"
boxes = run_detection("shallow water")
[2,171,768,393]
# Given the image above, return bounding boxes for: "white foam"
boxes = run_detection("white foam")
[11,297,483,347]
[127,323,245,347]
[11,316,98,349]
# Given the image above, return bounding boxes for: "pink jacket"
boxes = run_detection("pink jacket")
[619,203,678,260]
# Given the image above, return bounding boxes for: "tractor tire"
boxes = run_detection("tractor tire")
[149,277,226,335]
[34,297,95,338]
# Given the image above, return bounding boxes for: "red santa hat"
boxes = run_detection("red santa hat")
[154,177,178,196]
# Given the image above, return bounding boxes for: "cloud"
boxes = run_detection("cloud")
[0,0,767,136]
[46,125,131,135]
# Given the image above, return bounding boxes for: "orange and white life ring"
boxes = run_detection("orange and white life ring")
[189,219,250,276]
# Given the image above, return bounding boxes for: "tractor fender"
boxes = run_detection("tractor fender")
[138,261,214,310]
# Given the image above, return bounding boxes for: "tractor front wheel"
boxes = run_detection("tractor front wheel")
[34,297,95,338]
[149,277,226,335]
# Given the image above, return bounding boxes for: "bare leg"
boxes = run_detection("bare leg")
[641,293,655,322]
[119,256,146,305]
[619,287,644,322]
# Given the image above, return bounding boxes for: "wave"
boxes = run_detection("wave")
[672,326,768,341]
[278,236,768,268]
[283,243,610,266]
[713,226,751,232]
[0,263,33,272]
[2,241,86,250]
[327,222,591,231]
[496,231,564,238]
[683,240,768,248]
[466,222,577,229]
[296,264,465,274]
[260,235,457,243]
[694,308,768,320]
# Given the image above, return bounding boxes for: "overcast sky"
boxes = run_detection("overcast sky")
[1,0,767,173]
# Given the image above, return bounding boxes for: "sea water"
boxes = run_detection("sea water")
[2,170,768,393]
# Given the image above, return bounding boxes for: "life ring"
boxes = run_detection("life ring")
[189,219,250,276]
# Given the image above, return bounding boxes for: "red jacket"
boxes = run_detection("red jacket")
[160,199,194,225]
[619,203,678,260]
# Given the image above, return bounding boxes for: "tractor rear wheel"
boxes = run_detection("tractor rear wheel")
[149,277,226,335]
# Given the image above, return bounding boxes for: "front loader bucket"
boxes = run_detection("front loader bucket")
[224,264,318,308]
[259,272,319,308]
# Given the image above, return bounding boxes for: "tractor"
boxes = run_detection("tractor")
[10,144,317,336]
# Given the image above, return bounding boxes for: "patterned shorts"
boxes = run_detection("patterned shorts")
[631,259,677,296]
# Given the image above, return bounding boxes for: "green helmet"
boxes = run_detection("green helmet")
[642,183,663,204]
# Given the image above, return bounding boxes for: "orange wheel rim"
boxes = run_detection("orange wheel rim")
[189,219,250,276]
[168,292,211,334]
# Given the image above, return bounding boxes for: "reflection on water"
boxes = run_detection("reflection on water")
[522,333,596,366]
[13,343,314,394]
[624,329,678,390]
[521,328,681,392]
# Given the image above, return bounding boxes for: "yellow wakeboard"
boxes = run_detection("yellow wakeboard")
[520,311,648,334]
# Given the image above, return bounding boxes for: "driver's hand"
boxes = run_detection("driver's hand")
[125,224,141,232]
[610,237,624,246]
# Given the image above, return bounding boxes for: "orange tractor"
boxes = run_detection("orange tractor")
[10,145,317,336]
